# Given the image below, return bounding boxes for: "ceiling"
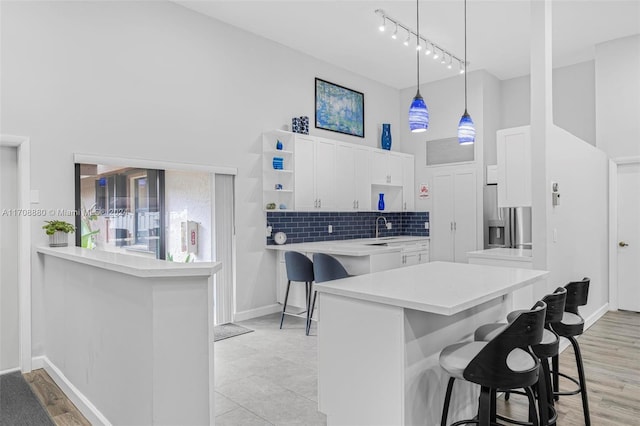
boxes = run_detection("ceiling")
[176,0,640,89]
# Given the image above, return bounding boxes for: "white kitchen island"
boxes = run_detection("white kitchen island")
[37,246,221,425]
[315,261,548,426]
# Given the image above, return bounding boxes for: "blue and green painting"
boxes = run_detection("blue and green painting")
[315,78,364,137]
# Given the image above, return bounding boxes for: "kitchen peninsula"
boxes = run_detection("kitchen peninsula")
[37,246,221,425]
[314,261,548,425]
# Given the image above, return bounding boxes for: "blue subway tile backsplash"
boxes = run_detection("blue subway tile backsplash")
[266,211,429,245]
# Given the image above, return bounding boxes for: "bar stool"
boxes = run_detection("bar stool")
[550,278,591,426]
[474,287,567,426]
[280,251,314,331]
[439,301,547,426]
[307,253,350,335]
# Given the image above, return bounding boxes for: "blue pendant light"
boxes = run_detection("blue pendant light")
[409,0,428,133]
[458,0,475,144]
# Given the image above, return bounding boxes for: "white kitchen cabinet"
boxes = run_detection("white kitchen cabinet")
[431,168,477,263]
[497,126,532,207]
[335,143,371,211]
[402,155,415,211]
[294,136,336,210]
[400,241,429,266]
[371,151,403,186]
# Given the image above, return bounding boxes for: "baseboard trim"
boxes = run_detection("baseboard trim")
[0,366,21,375]
[234,303,281,322]
[32,356,112,426]
[558,302,609,354]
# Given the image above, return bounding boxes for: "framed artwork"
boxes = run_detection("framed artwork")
[315,78,365,138]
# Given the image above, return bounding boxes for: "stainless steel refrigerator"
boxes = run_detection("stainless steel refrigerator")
[488,207,532,249]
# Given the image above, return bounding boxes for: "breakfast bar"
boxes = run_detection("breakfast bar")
[315,261,549,426]
[37,246,221,425]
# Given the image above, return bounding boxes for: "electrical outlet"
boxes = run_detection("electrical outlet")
[424,222,429,230]
[386,223,392,230]
[328,224,333,234]
[266,226,273,237]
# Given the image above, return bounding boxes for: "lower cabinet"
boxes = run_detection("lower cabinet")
[400,242,430,266]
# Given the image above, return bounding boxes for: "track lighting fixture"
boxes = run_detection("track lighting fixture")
[375,9,464,75]
[379,16,386,32]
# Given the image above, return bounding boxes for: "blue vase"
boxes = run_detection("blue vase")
[381,123,392,150]
[378,193,385,211]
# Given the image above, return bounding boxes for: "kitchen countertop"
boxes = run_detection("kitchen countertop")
[314,260,547,315]
[467,247,533,262]
[37,245,221,278]
[264,236,429,257]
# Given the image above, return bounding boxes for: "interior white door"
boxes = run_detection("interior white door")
[1,146,20,371]
[617,162,640,312]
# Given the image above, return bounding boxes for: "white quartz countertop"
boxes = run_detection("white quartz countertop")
[265,236,429,257]
[37,246,222,278]
[466,248,533,262]
[314,261,548,315]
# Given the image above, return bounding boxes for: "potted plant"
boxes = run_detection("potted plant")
[43,220,75,247]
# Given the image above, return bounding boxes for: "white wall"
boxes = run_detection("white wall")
[595,34,640,159]
[0,0,401,354]
[546,126,609,320]
[500,61,596,146]
[165,170,212,262]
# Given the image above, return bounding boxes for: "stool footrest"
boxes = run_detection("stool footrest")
[554,371,582,396]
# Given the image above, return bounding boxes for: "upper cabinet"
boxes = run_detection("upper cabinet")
[371,151,404,186]
[263,131,415,212]
[335,143,371,211]
[294,136,336,211]
[497,126,532,207]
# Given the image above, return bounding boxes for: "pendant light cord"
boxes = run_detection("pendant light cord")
[416,0,420,92]
[464,0,468,112]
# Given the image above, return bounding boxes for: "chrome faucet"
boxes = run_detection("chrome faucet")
[375,216,388,239]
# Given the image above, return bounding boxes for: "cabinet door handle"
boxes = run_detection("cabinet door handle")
[314,199,318,208]
[356,200,359,209]
[318,199,321,208]
[450,222,453,231]
[454,222,457,231]
[418,253,422,262]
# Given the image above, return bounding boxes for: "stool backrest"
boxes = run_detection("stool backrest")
[564,277,590,314]
[542,287,567,324]
[464,300,546,389]
[284,251,314,283]
[313,253,349,283]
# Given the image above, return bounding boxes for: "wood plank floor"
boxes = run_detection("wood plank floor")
[23,369,90,426]
[496,310,640,426]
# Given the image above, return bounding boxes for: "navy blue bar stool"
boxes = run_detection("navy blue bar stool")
[280,251,314,331]
[439,301,547,426]
[550,278,591,426]
[308,253,350,335]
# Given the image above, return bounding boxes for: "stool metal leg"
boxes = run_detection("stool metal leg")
[478,386,491,426]
[552,354,559,401]
[279,280,292,329]
[441,377,456,426]
[569,336,591,426]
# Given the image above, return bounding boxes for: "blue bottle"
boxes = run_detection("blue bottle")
[378,193,385,211]
[276,140,283,150]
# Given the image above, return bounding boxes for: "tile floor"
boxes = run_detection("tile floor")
[214,313,326,425]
